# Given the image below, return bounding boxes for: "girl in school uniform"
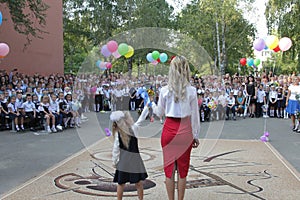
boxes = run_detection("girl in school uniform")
[8,96,24,132]
[39,95,57,133]
[277,87,284,118]
[111,105,150,200]
[269,85,278,117]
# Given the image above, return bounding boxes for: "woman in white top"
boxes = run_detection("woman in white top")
[153,56,200,200]
[286,76,300,132]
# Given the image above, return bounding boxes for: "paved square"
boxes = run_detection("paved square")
[2,138,300,200]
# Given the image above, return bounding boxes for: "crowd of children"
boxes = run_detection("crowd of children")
[0,68,297,132]
[0,69,86,132]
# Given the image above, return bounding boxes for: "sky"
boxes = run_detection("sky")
[166,0,269,38]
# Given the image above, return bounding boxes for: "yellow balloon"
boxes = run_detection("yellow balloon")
[265,35,279,50]
[124,46,134,58]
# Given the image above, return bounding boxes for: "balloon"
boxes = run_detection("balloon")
[146,53,154,62]
[101,45,111,57]
[247,58,254,66]
[151,60,158,65]
[265,35,279,50]
[273,45,281,52]
[253,38,265,51]
[99,62,107,70]
[264,131,269,137]
[264,45,268,50]
[124,46,134,58]
[254,58,261,66]
[240,58,247,66]
[160,53,168,63]
[0,43,10,57]
[106,62,112,69]
[104,128,111,136]
[260,135,269,142]
[96,60,101,68]
[107,40,118,53]
[0,12,2,26]
[112,50,121,59]
[118,43,129,56]
[152,50,160,60]
[279,37,292,52]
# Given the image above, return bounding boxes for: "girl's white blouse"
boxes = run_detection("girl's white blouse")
[153,85,200,139]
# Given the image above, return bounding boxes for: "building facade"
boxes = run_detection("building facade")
[0,0,63,75]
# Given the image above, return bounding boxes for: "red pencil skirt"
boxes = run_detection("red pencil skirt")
[161,117,193,179]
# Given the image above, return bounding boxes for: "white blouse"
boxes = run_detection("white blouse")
[112,107,149,166]
[288,85,300,100]
[153,85,200,139]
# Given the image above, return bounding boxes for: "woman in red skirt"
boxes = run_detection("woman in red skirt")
[153,56,200,200]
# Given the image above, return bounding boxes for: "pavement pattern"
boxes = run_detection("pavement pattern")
[1,112,299,199]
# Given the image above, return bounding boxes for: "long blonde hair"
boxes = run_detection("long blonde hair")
[112,111,134,149]
[168,56,191,103]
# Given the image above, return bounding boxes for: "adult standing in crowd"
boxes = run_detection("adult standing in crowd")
[246,75,257,118]
[286,76,300,132]
[153,56,200,200]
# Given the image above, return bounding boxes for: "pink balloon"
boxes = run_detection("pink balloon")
[106,62,112,69]
[279,37,292,52]
[99,62,107,70]
[253,38,265,51]
[107,40,118,53]
[151,60,158,65]
[112,50,121,59]
[101,45,111,57]
[0,43,10,57]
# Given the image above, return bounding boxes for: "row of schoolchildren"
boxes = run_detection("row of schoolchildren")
[198,90,239,121]
[198,84,288,122]
[0,91,82,132]
[90,83,155,113]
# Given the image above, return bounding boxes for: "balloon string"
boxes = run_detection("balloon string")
[263,117,267,133]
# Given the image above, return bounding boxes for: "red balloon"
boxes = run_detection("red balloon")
[240,58,247,66]
[273,45,281,52]
[157,58,161,63]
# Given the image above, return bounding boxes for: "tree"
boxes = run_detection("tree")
[63,0,175,75]
[176,0,255,75]
[266,0,300,72]
[0,0,49,47]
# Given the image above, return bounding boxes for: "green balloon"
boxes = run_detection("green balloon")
[118,43,129,56]
[152,50,160,60]
[254,58,261,66]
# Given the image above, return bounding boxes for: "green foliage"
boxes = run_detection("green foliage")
[266,0,300,71]
[63,0,175,75]
[176,0,255,75]
[0,0,49,47]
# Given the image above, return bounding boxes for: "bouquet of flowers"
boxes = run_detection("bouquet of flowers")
[207,101,217,111]
[147,88,155,97]
[296,93,300,103]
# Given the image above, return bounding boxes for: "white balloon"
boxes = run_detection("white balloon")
[279,37,292,52]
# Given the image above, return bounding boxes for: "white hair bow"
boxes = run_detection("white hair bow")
[110,111,125,122]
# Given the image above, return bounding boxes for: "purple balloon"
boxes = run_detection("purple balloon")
[105,128,111,136]
[260,135,269,142]
[101,45,112,57]
[253,38,266,51]
[264,131,269,137]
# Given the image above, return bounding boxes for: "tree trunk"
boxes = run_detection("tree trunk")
[127,57,133,79]
[216,20,222,75]
[221,12,226,75]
